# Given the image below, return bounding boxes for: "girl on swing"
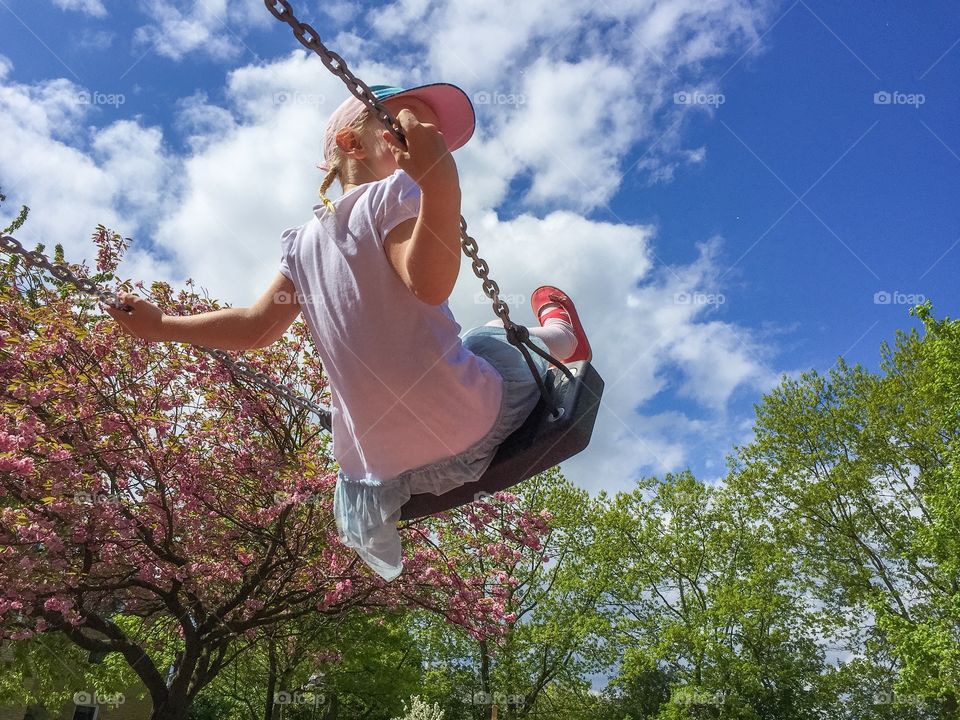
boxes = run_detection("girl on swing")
[106,83,592,581]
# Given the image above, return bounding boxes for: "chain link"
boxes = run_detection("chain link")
[0,234,333,429]
[264,0,406,149]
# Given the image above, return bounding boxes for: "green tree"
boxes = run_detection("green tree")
[598,472,831,719]
[730,304,960,717]
[413,469,614,719]
[200,610,423,720]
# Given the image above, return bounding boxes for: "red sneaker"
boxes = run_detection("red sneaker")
[530,285,592,363]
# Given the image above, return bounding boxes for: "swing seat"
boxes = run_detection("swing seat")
[400,359,604,520]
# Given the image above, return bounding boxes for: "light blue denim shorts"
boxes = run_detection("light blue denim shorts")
[333,325,550,580]
[397,325,550,496]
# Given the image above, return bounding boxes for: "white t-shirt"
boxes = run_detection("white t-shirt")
[278,169,503,482]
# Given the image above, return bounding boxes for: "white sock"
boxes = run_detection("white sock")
[483,314,577,360]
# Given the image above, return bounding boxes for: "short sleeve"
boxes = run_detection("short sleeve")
[373,170,422,242]
[278,226,300,280]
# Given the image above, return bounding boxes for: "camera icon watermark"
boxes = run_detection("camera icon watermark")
[473,491,499,504]
[73,691,125,707]
[674,90,725,107]
[872,690,924,707]
[672,689,723,706]
[74,491,121,506]
[273,91,326,107]
[274,691,325,706]
[459,691,525,707]
[273,490,322,507]
[473,291,526,307]
[873,90,925,108]
[273,289,322,305]
[273,290,299,305]
[673,291,726,306]
[873,290,926,305]
[473,90,527,107]
[76,90,125,108]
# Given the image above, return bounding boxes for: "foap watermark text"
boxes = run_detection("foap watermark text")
[674,90,725,107]
[674,291,726,306]
[77,90,125,108]
[473,91,526,106]
[874,90,925,108]
[874,290,926,305]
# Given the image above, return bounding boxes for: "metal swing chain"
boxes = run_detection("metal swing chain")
[263,0,574,414]
[0,234,333,429]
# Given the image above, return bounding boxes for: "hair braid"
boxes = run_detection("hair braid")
[318,167,339,214]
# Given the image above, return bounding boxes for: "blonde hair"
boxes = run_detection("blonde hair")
[317,108,375,214]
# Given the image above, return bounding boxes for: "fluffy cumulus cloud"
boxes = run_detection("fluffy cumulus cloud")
[52,0,107,17]
[0,0,784,495]
[443,219,780,494]
[133,0,272,62]
[0,62,178,283]
[367,0,774,209]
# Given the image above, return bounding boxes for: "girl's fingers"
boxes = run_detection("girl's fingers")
[382,130,402,151]
[382,131,409,162]
[102,293,135,314]
[395,108,419,129]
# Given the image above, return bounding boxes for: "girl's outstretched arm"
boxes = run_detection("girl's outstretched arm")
[103,272,301,351]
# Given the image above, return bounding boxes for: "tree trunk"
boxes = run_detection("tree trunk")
[264,638,279,720]
[322,691,339,720]
[150,696,191,720]
[942,691,957,718]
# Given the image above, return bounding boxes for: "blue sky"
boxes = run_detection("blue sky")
[0,0,957,494]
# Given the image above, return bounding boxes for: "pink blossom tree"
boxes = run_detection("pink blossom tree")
[0,221,551,720]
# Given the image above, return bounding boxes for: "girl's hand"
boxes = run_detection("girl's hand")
[101,292,166,342]
[382,109,458,192]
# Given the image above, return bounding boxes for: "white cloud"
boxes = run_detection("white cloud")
[52,0,107,17]
[496,57,636,210]
[623,237,780,410]
[147,52,369,292]
[91,121,178,222]
[0,75,176,276]
[174,92,238,152]
[320,1,361,26]
[133,0,271,62]
[362,0,774,208]
[116,0,773,205]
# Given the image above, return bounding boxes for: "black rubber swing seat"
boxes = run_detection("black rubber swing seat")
[399,359,604,520]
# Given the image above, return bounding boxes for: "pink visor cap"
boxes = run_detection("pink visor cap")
[318,83,476,171]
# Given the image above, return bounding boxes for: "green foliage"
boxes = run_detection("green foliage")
[0,631,139,715]
[1,187,30,236]
[199,611,423,720]
[731,303,960,716]
[187,691,239,720]
[412,469,613,719]
[597,471,831,719]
